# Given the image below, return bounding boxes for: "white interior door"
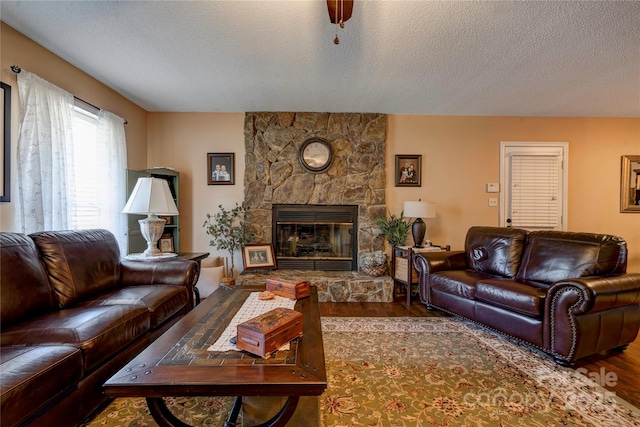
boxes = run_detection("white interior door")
[499,142,568,231]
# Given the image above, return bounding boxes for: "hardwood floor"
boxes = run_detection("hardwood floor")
[318,298,640,409]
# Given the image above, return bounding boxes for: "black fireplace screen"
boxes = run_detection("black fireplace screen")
[272,204,358,271]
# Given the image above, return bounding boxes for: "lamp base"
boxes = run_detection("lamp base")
[139,214,166,257]
[411,218,426,248]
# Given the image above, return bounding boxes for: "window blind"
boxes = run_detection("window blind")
[509,154,561,228]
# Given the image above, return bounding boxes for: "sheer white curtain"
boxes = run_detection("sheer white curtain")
[96,110,128,254]
[16,71,129,253]
[16,71,75,233]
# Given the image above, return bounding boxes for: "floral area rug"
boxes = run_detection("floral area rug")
[85,317,640,427]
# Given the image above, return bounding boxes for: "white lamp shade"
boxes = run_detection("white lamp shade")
[122,177,179,215]
[403,201,436,219]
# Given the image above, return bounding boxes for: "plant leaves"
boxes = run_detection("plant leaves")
[375,210,412,246]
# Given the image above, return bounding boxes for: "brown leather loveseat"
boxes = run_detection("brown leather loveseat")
[414,226,640,366]
[0,229,199,427]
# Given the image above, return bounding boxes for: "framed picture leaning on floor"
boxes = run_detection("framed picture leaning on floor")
[242,244,276,270]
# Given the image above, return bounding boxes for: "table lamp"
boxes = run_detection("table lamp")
[122,177,179,257]
[403,200,436,248]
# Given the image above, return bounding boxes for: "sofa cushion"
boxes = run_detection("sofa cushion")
[475,279,548,318]
[0,345,83,427]
[0,233,57,327]
[465,226,528,278]
[516,231,628,284]
[30,229,122,308]
[77,285,188,329]
[430,270,496,299]
[0,305,149,372]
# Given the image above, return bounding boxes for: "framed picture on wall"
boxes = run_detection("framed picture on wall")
[395,154,421,187]
[207,152,235,185]
[620,155,640,213]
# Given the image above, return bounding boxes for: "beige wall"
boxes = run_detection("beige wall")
[147,113,246,267]
[0,23,148,231]
[149,114,639,273]
[386,115,640,272]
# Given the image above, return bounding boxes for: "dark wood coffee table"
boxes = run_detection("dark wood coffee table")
[103,285,326,427]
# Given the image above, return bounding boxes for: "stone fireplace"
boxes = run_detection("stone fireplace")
[243,112,387,262]
[242,112,393,302]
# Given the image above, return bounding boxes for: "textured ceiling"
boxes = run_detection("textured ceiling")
[1,1,639,117]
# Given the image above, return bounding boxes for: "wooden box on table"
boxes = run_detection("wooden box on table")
[265,277,311,300]
[237,308,303,359]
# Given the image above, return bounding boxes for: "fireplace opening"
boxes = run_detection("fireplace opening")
[272,204,358,271]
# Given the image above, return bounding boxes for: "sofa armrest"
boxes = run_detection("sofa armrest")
[414,251,467,305]
[120,259,199,309]
[414,251,467,275]
[547,273,640,315]
[544,273,640,361]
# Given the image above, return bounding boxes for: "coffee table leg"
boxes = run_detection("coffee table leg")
[146,395,299,427]
[252,396,300,427]
[146,398,191,427]
[223,396,242,427]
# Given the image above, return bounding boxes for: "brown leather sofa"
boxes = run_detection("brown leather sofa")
[414,226,640,366]
[0,229,199,427]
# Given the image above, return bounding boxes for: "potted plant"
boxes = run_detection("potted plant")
[376,211,412,247]
[203,203,253,286]
[359,250,389,276]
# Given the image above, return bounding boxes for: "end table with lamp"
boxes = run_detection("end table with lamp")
[392,245,449,305]
[403,200,436,248]
[395,200,440,304]
[122,176,179,259]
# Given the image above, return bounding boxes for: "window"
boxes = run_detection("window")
[71,104,100,229]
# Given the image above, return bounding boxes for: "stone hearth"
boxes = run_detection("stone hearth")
[238,270,394,302]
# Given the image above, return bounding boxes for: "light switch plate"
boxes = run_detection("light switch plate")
[486,183,499,193]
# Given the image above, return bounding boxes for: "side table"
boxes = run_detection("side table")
[176,252,209,305]
[392,245,448,305]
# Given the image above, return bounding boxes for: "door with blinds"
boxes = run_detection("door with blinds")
[499,142,568,231]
